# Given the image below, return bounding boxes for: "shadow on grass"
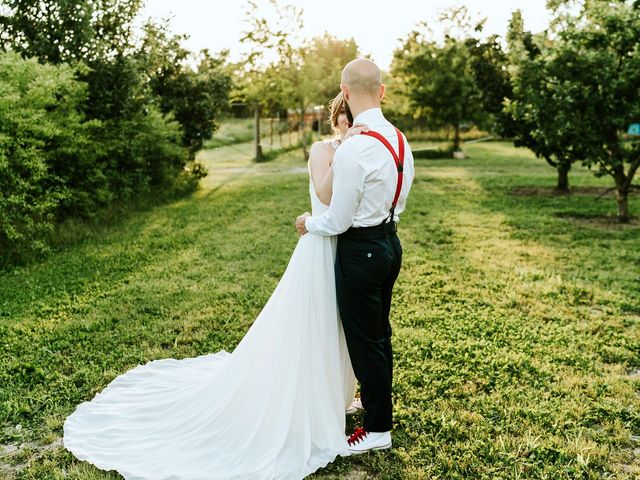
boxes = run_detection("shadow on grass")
[554,210,640,227]
[511,185,640,198]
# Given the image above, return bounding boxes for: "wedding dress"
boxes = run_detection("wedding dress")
[63,167,357,479]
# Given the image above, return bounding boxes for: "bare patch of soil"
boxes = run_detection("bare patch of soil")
[0,438,63,479]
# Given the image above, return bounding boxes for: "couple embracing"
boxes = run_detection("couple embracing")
[63,58,415,479]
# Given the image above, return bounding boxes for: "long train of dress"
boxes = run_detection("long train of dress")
[63,180,357,479]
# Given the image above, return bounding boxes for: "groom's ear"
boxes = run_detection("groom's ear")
[379,84,386,102]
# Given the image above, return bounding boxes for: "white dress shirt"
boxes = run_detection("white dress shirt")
[305,107,415,236]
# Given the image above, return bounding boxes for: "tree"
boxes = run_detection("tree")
[465,34,515,137]
[506,2,640,217]
[300,33,359,107]
[381,68,415,130]
[237,0,304,161]
[504,10,579,192]
[280,33,359,159]
[238,0,359,161]
[137,21,231,156]
[551,0,640,221]
[0,0,221,214]
[391,7,485,153]
[0,0,143,64]
[0,0,152,124]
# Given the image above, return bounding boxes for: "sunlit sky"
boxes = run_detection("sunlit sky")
[138,1,553,70]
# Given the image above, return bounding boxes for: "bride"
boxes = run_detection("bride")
[63,91,368,479]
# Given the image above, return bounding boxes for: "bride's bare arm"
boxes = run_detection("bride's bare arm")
[308,142,334,205]
[308,126,369,205]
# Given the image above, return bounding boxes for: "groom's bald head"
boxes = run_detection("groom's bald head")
[341,58,382,99]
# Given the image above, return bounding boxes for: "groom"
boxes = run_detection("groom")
[296,58,414,454]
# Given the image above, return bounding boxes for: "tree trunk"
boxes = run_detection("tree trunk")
[270,116,273,146]
[254,107,262,162]
[453,124,461,152]
[616,186,630,223]
[299,106,307,161]
[610,161,635,223]
[556,163,570,192]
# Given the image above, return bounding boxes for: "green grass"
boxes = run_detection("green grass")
[203,117,255,148]
[1,140,639,479]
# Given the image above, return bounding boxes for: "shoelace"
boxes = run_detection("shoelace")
[347,427,368,446]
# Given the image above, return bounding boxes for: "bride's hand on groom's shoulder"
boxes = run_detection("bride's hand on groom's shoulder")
[295,212,310,236]
[342,124,369,142]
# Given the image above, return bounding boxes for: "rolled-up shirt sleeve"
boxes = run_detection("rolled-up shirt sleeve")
[305,141,364,236]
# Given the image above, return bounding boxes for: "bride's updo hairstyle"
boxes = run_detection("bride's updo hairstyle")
[327,92,344,135]
[327,91,353,135]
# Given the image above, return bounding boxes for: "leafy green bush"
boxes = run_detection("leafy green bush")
[0,51,200,267]
[90,109,188,202]
[0,51,96,265]
[0,2,231,268]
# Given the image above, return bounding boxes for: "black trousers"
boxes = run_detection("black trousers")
[335,220,402,432]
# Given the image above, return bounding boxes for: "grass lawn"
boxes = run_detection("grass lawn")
[203,117,255,148]
[0,140,638,479]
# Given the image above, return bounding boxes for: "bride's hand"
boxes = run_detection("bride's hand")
[341,123,369,142]
[295,212,310,236]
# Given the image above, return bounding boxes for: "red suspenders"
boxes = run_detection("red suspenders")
[360,128,405,222]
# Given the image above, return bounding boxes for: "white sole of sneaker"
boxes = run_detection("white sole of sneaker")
[348,442,392,455]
